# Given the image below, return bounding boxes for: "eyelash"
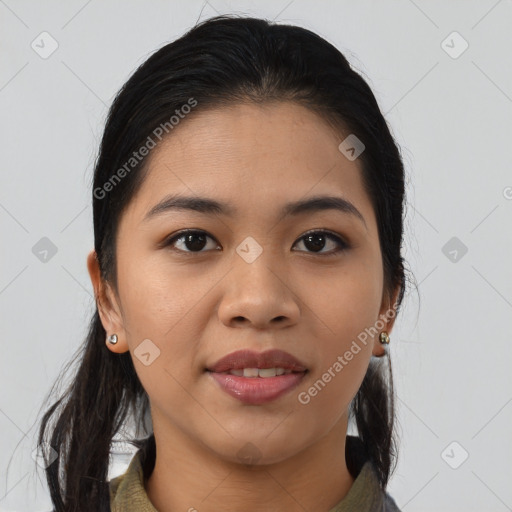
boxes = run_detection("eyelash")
[162,229,350,256]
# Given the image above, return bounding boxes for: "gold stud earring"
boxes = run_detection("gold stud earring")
[108,334,118,345]
[379,331,390,344]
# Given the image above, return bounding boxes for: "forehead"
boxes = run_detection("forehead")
[121,101,374,226]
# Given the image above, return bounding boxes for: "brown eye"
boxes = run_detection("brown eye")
[293,230,349,255]
[165,230,219,253]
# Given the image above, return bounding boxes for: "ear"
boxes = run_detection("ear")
[372,283,401,357]
[87,249,129,354]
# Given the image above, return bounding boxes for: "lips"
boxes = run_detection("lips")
[206,349,308,373]
[206,349,308,405]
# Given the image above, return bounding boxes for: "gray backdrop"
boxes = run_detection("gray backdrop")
[1,1,511,511]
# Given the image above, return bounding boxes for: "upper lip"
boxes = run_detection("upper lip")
[206,349,308,373]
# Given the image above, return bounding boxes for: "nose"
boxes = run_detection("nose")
[217,253,300,330]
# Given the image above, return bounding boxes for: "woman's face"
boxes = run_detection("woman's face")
[90,101,396,465]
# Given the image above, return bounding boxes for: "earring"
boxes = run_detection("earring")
[379,331,390,344]
[108,334,118,345]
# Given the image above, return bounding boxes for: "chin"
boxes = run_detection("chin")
[205,433,309,468]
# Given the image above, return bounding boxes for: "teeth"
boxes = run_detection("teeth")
[258,368,276,378]
[243,368,260,378]
[226,367,292,377]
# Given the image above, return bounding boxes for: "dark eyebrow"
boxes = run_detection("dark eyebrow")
[143,194,367,229]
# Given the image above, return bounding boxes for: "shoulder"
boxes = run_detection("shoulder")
[109,437,158,511]
[383,493,402,511]
[348,462,402,512]
[341,436,402,512]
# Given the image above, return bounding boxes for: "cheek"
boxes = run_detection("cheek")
[301,348,370,413]
[116,256,208,391]
[310,261,383,346]
[297,293,378,429]
[117,252,197,335]
[303,259,382,399]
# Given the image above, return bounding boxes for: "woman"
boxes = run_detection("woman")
[38,14,410,511]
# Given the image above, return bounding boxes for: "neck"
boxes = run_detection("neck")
[145,413,355,512]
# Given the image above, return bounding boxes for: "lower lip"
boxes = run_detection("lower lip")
[208,371,307,405]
